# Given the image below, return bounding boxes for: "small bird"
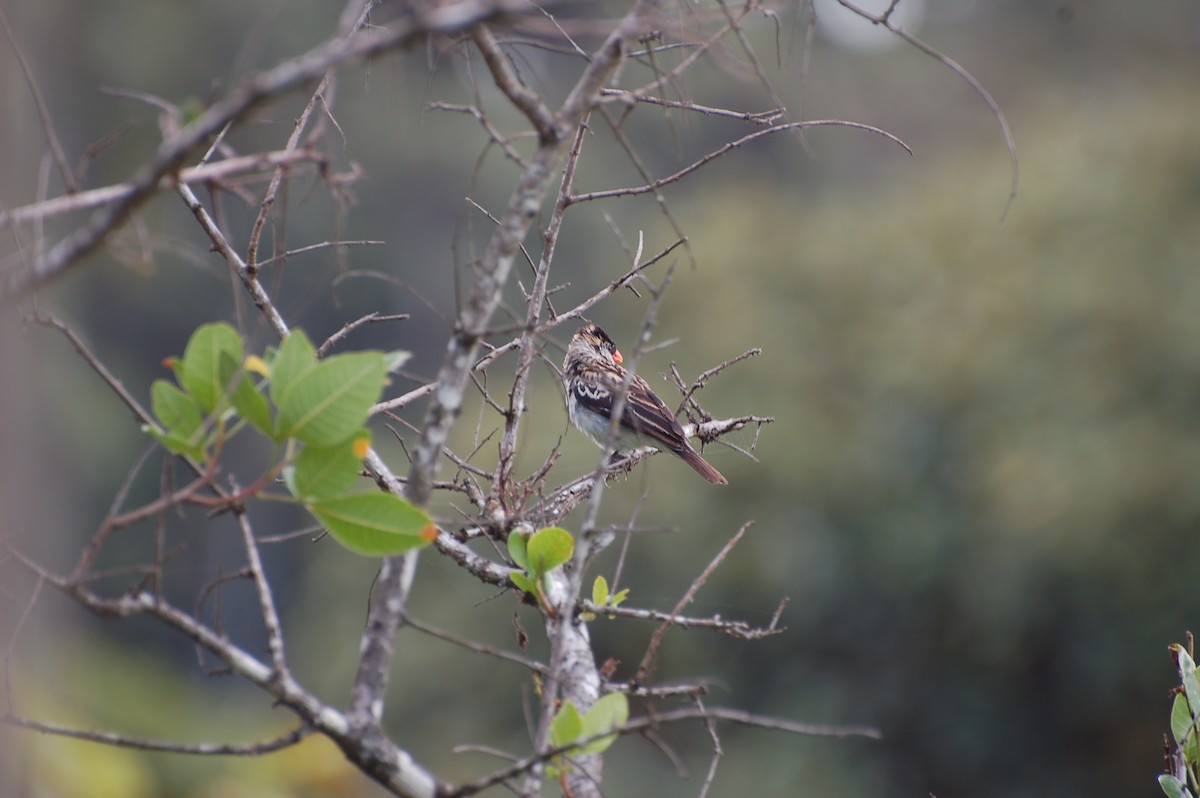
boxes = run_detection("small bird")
[563,324,728,485]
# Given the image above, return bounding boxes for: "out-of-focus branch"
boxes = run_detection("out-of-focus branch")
[835,0,1018,217]
[0,4,76,193]
[634,522,750,686]
[471,25,558,141]
[7,550,445,797]
[492,121,589,497]
[177,182,290,339]
[1,716,310,756]
[1,0,531,299]
[0,150,325,231]
[569,119,911,204]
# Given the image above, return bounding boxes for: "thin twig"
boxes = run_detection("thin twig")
[1,716,311,755]
[0,5,77,192]
[835,0,1018,219]
[634,522,752,685]
[570,119,911,204]
[471,25,559,141]
[581,599,785,640]
[2,0,534,299]
[0,150,328,231]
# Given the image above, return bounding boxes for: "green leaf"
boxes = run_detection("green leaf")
[151,380,203,439]
[145,426,205,459]
[276,352,388,446]
[288,433,369,499]
[526,527,574,577]
[308,493,436,556]
[269,330,318,412]
[1172,693,1195,748]
[550,701,583,749]
[580,693,628,754]
[180,322,243,414]
[592,575,610,606]
[231,374,273,436]
[610,587,630,606]
[1160,774,1193,798]
[1177,646,1200,729]
[507,530,530,571]
[510,571,538,597]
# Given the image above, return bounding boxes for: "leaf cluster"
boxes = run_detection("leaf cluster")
[1164,643,1200,797]
[547,692,630,778]
[147,322,435,556]
[507,527,574,607]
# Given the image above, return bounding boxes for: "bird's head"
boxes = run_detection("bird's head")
[569,323,623,366]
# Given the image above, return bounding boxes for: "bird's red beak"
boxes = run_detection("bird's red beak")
[613,349,623,364]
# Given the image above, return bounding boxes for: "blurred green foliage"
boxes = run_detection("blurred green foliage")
[4,3,1200,798]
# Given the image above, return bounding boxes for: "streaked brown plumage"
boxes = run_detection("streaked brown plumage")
[563,324,728,485]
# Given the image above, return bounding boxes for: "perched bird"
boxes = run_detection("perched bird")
[563,324,728,485]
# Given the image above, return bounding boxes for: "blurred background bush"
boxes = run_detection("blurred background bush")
[2,2,1199,796]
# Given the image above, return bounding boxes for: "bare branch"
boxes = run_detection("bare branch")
[471,25,558,141]
[403,614,546,674]
[570,119,911,204]
[446,702,878,798]
[599,88,784,124]
[177,182,290,339]
[0,4,77,192]
[835,0,1018,218]
[2,0,534,299]
[1,715,310,756]
[492,119,589,495]
[318,312,410,356]
[0,150,326,231]
[234,511,289,676]
[9,548,445,798]
[581,600,785,640]
[673,347,762,417]
[634,522,751,685]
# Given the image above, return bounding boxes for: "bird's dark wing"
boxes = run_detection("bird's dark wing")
[570,369,617,417]
[568,361,689,453]
[621,373,689,454]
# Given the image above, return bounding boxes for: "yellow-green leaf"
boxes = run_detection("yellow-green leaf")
[580,693,628,754]
[550,701,583,749]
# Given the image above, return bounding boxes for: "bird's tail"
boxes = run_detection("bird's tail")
[677,446,728,485]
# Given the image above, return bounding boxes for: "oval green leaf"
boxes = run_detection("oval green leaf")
[152,379,203,438]
[180,322,243,414]
[510,571,537,597]
[1159,774,1190,798]
[1178,647,1200,729]
[269,330,318,411]
[580,692,628,754]
[507,530,530,572]
[289,433,370,500]
[308,492,436,556]
[232,373,273,436]
[276,352,387,446]
[592,575,610,606]
[527,527,574,577]
[550,701,583,748]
